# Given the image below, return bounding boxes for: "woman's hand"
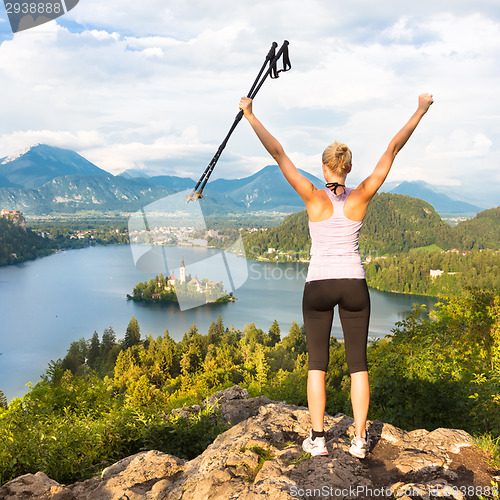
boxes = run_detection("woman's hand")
[239,97,253,118]
[418,93,434,114]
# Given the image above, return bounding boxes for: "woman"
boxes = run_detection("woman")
[239,93,434,458]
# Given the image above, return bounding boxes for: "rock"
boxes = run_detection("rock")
[169,385,272,426]
[369,422,473,475]
[202,384,272,426]
[203,384,249,406]
[0,386,496,500]
[0,471,74,499]
[68,450,185,500]
[391,479,466,500]
[171,404,202,419]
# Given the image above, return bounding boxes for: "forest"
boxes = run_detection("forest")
[0,215,129,266]
[365,249,500,296]
[242,195,500,260]
[242,194,500,296]
[1,288,499,486]
[0,215,52,266]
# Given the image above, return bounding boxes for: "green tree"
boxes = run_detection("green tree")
[126,374,153,407]
[123,316,141,350]
[61,338,88,375]
[114,348,141,391]
[268,320,281,346]
[255,344,269,391]
[0,389,7,409]
[282,321,307,355]
[98,327,120,376]
[207,315,225,346]
[180,339,203,376]
[87,331,100,369]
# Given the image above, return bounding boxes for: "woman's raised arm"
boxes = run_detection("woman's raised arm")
[356,93,434,202]
[239,97,317,203]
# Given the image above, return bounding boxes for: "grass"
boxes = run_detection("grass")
[412,244,443,253]
[244,445,275,482]
[287,451,311,466]
[473,433,500,470]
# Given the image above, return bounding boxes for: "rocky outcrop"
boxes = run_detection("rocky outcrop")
[1,386,498,500]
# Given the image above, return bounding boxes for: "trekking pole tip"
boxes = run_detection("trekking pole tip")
[185,190,204,204]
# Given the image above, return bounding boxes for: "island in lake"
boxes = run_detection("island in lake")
[127,257,236,305]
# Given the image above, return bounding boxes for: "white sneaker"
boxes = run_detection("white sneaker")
[302,431,328,456]
[349,432,369,459]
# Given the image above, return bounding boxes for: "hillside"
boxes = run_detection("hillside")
[360,193,452,254]
[1,396,492,499]
[243,193,456,258]
[450,206,500,250]
[0,213,52,265]
[389,180,483,214]
[0,293,498,493]
[243,209,310,258]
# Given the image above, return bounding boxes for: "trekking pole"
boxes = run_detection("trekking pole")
[186,40,291,203]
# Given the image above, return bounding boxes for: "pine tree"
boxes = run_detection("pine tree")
[282,321,307,354]
[207,315,225,346]
[99,327,120,377]
[61,338,88,374]
[123,316,141,350]
[268,319,281,346]
[0,388,7,409]
[101,327,117,356]
[255,344,269,391]
[114,349,141,390]
[87,331,100,369]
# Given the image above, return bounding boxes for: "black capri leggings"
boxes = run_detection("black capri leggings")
[302,278,370,374]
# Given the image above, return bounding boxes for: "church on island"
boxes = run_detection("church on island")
[151,257,214,299]
[129,256,235,305]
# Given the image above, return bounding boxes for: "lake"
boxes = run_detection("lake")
[0,245,437,401]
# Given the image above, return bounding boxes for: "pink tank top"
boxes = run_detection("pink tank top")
[306,187,365,282]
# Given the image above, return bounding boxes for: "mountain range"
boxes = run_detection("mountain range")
[0,144,492,216]
[388,181,482,214]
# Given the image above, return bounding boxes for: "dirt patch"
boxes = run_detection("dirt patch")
[364,438,499,499]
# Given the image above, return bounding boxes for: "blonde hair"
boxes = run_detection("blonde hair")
[322,142,352,175]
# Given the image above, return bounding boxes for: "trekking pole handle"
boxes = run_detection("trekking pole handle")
[266,41,278,60]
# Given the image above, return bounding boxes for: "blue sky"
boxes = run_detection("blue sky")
[0,0,499,207]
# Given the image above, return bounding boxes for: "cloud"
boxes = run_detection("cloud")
[0,129,104,153]
[0,2,499,206]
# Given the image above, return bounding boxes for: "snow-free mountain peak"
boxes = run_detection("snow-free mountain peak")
[0,144,109,189]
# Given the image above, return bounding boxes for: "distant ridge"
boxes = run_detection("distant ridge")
[206,165,324,211]
[148,175,195,190]
[0,144,492,216]
[0,144,108,189]
[389,181,482,214]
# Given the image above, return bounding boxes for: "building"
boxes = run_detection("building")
[188,277,203,293]
[167,272,176,287]
[1,209,19,218]
[179,256,186,284]
[430,269,444,278]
